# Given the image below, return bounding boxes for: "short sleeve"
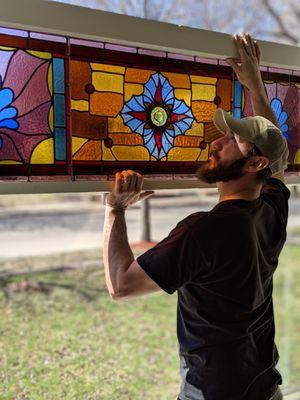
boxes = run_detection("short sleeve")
[261,177,290,227]
[137,216,205,294]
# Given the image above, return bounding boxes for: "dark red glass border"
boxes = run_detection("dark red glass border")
[72,161,201,175]
[0,165,70,176]
[0,33,68,55]
[72,162,300,175]
[70,45,300,84]
[70,45,233,79]
[0,163,298,178]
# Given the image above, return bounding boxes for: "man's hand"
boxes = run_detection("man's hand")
[226,33,263,92]
[106,170,154,211]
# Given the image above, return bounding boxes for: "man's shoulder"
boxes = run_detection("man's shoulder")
[179,209,238,234]
[261,177,291,200]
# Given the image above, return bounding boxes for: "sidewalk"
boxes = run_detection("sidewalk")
[0,191,299,274]
[0,190,218,218]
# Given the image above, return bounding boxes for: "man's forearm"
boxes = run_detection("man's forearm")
[103,206,134,296]
[248,77,279,128]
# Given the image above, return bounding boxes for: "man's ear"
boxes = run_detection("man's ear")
[245,156,269,172]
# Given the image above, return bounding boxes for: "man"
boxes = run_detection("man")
[103,34,289,400]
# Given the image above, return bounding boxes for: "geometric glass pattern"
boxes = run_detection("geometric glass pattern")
[71,61,231,169]
[0,27,299,180]
[120,72,194,160]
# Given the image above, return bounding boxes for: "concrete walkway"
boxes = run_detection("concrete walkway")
[0,192,299,265]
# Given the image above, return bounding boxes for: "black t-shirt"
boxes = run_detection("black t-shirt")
[137,178,290,400]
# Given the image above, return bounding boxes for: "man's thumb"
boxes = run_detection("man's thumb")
[139,191,155,201]
[225,57,239,72]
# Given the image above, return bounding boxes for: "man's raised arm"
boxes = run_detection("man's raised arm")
[226,33,285,181]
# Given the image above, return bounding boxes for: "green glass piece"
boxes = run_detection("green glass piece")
[151,106,167,127]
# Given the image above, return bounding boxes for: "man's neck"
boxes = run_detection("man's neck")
[217,178,262,203]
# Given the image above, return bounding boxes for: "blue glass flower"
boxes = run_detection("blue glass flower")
[120,72,194,160]
[271,98,289,139]
[0,80,19,149]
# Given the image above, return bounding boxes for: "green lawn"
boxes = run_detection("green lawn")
[0,244,299,399]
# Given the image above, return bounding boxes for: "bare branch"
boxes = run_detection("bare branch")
[261,0,298,44]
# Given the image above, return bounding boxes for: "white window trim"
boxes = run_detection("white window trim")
[1,0,300,70]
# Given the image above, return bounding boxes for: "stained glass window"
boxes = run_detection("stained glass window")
[0,27,299,180]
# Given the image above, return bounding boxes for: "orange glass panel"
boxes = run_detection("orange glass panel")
[109,133,144,146]
[72,111,107,139]
[216,79,232,111]
[204,122,222,143]
[71,60,91,100]
[174,136,201,147]
[90,92,123,117]
[192,101,217,122]
[73,140,102,161]
[162,72,190,89]
[125,68,156,83]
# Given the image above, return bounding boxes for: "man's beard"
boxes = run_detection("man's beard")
[196,156,249,183]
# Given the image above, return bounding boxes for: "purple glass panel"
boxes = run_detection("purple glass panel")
[143,174,173,180]
[138,48,166,58]
[195,56,218,65]
[0,176,28,181]
[0,49,53,164]
[105,43,137,53]
[70,38,104,48]
[0,27,28,37]
[29,32,67,43]
[173,174,197,180]
[268,67,293,75]
[218,60,230,66]
[29,175,71,182]
[260,66,268,72]
[75,175,109,181]
[167,52,195,61]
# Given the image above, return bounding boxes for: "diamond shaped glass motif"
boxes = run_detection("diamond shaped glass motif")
[120,72,195,160]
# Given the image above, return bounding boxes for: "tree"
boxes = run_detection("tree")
[260,0,299,45]
[49,0,299,45]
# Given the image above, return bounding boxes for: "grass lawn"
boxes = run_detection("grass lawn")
[0,244,299,399]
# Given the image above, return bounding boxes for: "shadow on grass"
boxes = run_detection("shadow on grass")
[0,268,108,302]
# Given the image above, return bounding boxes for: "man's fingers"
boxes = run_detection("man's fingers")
[254,40,261,63]
[114,172,124,194]
[121,170,135,192]
[128,174,138,192]
[234,34,249,59]
[241,34,252,57]
[136,173,143,193]
[122,170,131,193]
[246,33,256,58]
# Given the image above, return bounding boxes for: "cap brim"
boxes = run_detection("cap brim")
[213,108,250,139]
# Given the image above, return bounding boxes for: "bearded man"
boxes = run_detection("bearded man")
[103,34,289,400]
